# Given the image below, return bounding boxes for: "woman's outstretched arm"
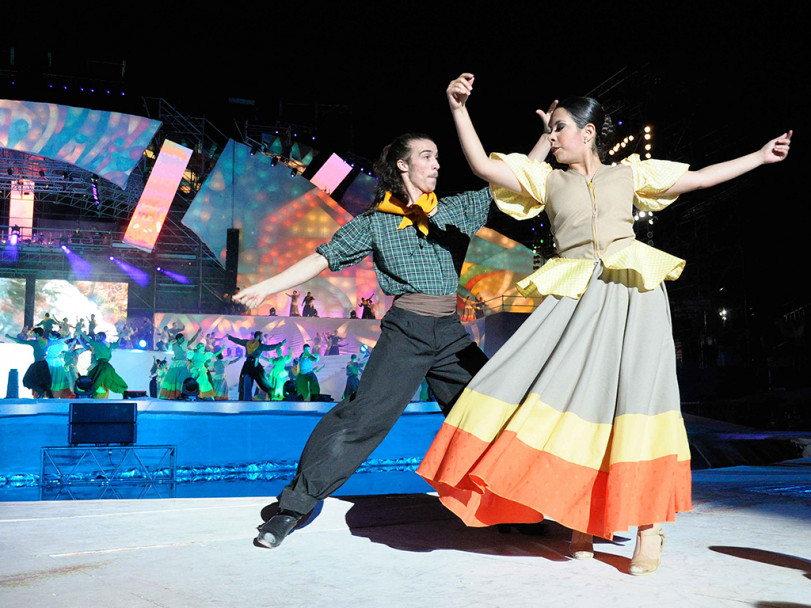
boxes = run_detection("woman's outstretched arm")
[447,73,523,192]
[667,131,792,195]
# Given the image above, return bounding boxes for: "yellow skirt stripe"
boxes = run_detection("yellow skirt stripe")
[444,388,691,472]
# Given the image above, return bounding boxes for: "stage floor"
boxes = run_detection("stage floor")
[1,459,809,607]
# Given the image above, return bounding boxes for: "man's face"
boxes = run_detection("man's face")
[398,139,439,197]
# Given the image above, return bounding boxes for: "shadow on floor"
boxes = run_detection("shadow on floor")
[334,493,631,571]
[710,546,811,580]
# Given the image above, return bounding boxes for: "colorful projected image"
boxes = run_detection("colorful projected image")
[123,139,193,252]
[0,278,26,336]
[0,100,160,188]
[460,227,536,315]
[34,280,128,339]
[186,140,390,318]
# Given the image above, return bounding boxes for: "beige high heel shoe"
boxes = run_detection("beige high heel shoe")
[629,527,666,575]
[570,530,594,559]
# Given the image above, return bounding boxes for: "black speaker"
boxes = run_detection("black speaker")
[225,228,240,294]
[69,402,137,446]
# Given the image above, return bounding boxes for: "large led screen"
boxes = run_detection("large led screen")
[0,99,160,188]
[0,278,26,336]
[185,139,389,318]
[123,139,193,252]
[34,280,128,340]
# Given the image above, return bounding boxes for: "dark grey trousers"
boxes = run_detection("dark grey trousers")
[278,306,488,514]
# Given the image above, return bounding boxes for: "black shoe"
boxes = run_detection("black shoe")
[259,502,280,523]
[254,511,303,549]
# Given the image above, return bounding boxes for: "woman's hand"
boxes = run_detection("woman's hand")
[760,130,792,164]
[447,73,475,111]
[536,100,559,134]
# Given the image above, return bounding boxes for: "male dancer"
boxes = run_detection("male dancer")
[235,132,492,548]
[294,344,320,401]
[226,331,286,400]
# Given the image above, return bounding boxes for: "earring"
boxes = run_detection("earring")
[584,137,589,144]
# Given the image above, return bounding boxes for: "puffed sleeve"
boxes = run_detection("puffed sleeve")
[622,154,690,212]
[490,153,553,220]
[316,213,374,271]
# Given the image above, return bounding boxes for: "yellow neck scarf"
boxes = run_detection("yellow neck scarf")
[377,191,438,236]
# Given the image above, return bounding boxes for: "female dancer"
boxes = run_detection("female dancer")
[149,357,168,398]
[82,330,128,398]
[286,290,300,316]
[417,73,792,575]
[45,334,75,398]
[187,342,224,400]
[210,353,239,400]
[159,328,201,399]
[5,327,53,398]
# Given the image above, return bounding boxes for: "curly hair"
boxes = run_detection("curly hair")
[372,133,434,205]
[557,97,616,161]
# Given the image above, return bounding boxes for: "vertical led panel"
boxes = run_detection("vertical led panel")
[9,180,34,239]
[123,140,192,252]
[310,153,353,194]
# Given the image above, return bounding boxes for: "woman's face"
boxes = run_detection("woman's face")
[548,108,590,164]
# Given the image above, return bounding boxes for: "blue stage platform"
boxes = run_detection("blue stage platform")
[0,398,445,502]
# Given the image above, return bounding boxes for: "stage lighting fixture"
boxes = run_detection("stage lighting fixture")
[156,266,162,272]
[181,377,200,400]
[74,375,94,398]
[290,168,297,178]
[109,255,114,261]
[250,144,260,156]
[90,176,100,206]
[138,339,148,348]
[270,156,278,167]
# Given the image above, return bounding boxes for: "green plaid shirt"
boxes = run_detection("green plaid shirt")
[317,188,492,296]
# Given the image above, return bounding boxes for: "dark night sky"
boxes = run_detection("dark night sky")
[4,2,809,310]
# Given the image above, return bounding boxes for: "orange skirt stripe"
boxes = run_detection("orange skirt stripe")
[418,425,692,539]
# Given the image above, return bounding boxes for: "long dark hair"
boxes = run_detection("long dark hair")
[557,97,616,161]
[372,133,433,205]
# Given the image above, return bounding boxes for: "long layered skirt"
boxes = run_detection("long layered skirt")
[190,366,215,399]
[47,358,74,398]
[212,373,229,400]
[87,359,128,398]
[159,359,190,399]
[417,263,692,540]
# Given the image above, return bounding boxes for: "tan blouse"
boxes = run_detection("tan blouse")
[491,153,690,299]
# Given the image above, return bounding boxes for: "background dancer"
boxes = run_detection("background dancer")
[210,353,239,400]
[159,328,201,399]
[187,343,224,400]
[80,329,128,398]
[5,327,54,398]
[286,290,300,316]
[302,292,317,317]
[268,345,292,401]
[234,131,492,549]
[149,357,168,398]
[227,331,286,400]
[417,72,793,576]
[294,344,320,401]
[343,354,364,399]
[359,296,375,319]
[45,333,75,398]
